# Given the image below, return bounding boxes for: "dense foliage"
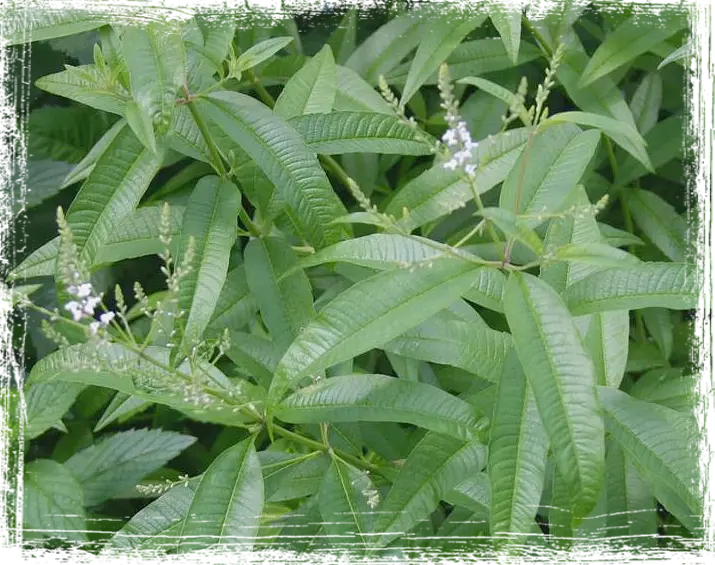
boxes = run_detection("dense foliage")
[2,1,702,558]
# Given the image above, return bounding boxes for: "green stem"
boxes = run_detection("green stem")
[187,101,227,177]
[239,206,261,237]
[244,68,275,108]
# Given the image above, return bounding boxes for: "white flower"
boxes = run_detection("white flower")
[64,301,84,322]
[88,321,100,335]
[83,295,101,315]
[99,311,116,326]
[73,283,93,298]
[465,164,477,177]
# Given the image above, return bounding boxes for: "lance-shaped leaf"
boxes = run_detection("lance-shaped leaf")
[205,266,258,338]
[64,126,165,266]
[488,348,548,542]
[2,8,109,45]
[478,207,544,255]
[288,112,435,155]
[61,118,127,189]
[333,65,393,114]
[386,128,530,231]
[630,73,662,135]
[244,236,315,353]
[235,36,293,72]
[318,456,375,548]
[462,266,507,313]
[177,438,263,552]
[110,478,199,550]
[23,459,87,542]
[627,188,691,263]
[275,374,485,441]
[370,432,487,548]
[583,311,630,389]
[176,176,240,355]
[604,439,658,544]
[579,12,687,86]
[384,319,511,383]
[24,381,85,440]
[598,386,702,521]
[195,91,349,249]
[490,6,521,64]
[399,12,487,106]
[563,263,700,315]
[274,44,336,120]
[499,125,601,224]
[265,496,337,565]
[94,392,152,432]
[344,11,424,84]
[543,111,651,172]
[268,257,483,402]
[262,452,330,503]
[122,22,186,145]
[64,428,196,507]
[504,272,604,518]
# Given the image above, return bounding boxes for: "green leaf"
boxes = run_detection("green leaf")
[478,207,544,254]
[500,125,600,224]
[196,91,349,249]
[629,368,696,414]
[36,64,129,116]
[176,176,240,354]
[598,222,645,248]
[1,8,108,45]
[627,189,690,264]
[688,0,715,46]
[504,272,604,518]
[605,439,658,544]
[24,459,87,542]
[563,263,700,315]
[276,374,485,441]
[461,266,507,313]
[370,432,487,548]
[579,13,687,86]
[490,7,521,65]
[24,381,84,440]
[274,44,336,120]
[94,392,152,433]
[457,76,528,120]
[122,23,186,141]
[318,456,375,548]
[262,452,330,502]
[61,118,127,189]
[65,126,165,266]
[269,257,484,401]
[542,111,651,172]
[94,203,184,267]
[265,497,337,565]
[64,428,196,507]
[244,236,315,353]
[657,40,693,70]
[583,311,630,389]
[598,386,702,520]
[630,73,662,135]
[333,65,393,114]
[124,99,158,154]
[28,106,115,164]
[399,12,486,106]
[327,8,357,65]
[235,37,293,72]
[0,157,72,220]
[109,478,198,550]
[238,0,280,51]
[288,112,434,155]
[386,128,530,231]
[344,11,424,84]
[226,332,281,389]
[205,266,258,338]
[488,348,548,542]
[177,437,263,552]
[384,319,511,383]
[551,243,640,270]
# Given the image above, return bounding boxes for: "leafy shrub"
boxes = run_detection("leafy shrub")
[2,1,702,558]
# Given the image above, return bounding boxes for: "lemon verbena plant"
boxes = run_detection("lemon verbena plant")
[2,1,702,558]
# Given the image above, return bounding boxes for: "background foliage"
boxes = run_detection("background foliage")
[1,0,703,558]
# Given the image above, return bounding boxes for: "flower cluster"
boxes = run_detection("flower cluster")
[64,280,115,334]
[437,63,478,178]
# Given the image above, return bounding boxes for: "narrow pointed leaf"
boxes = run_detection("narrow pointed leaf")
[275,374,485,441]
[333,65,393,114]
[205,266,258,338]
[504,272,604,518]
[488,349,548,541]
[288,112,435,155]
[235,37,293,71]
[563,263,700,315]
[490,7,521,64]
[371,432,487,548]
[274,44,336,120]
[25,381,84,440]
[176,176,240,354]
[110,479,198,550]
[269,257,483,401]
[399,12,486,106]
[630,73,662,135]
[177,438,263,552]
[2,8,108,45]
[196,91,349,249]
[244,236,315,353]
